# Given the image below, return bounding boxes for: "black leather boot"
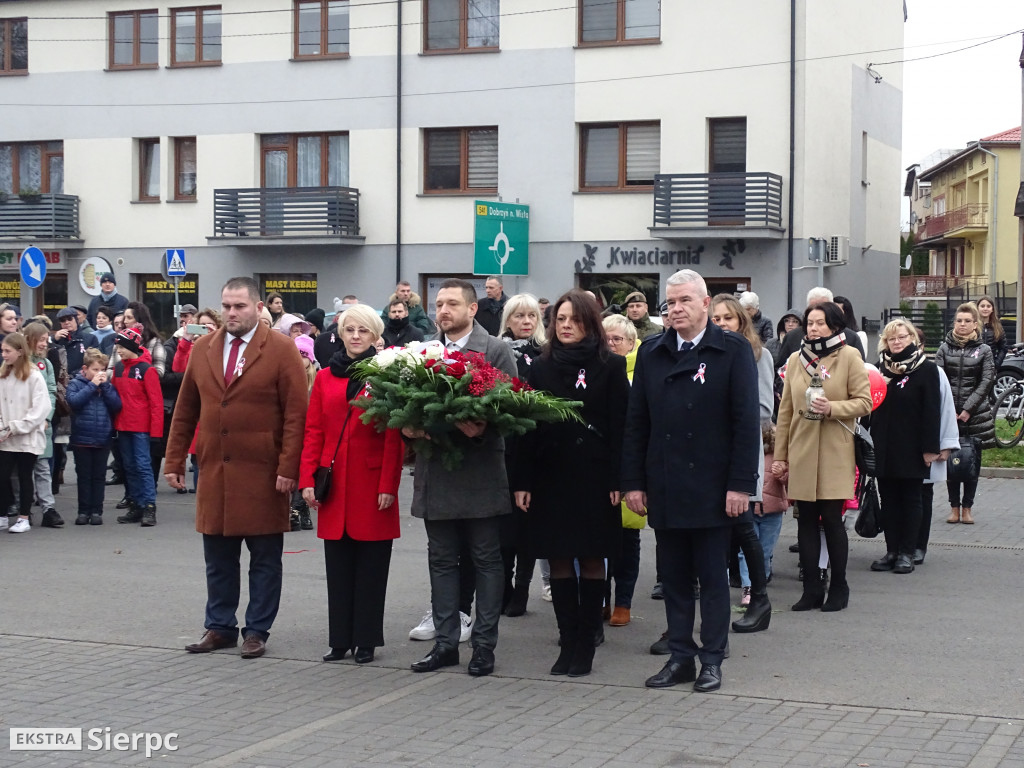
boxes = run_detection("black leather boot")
[548,577,579,675]
[732,592,772,632]
[821,580,850,612]
[569,579,605,677]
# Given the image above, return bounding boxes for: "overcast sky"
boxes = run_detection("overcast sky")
[900,0,1023,169]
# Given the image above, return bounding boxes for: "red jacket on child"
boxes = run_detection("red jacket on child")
[112,356,164,437]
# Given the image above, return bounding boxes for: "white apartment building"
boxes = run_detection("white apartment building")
[0,0,904,332]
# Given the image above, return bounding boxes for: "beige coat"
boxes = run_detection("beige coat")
[774,345,871,502]
[165,323,308,537]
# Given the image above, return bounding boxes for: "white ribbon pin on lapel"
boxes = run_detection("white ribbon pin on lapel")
[576,369,587,389]
[692,363,706,384]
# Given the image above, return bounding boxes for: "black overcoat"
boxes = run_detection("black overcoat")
[621,320,760,529]
[513,348,628,558]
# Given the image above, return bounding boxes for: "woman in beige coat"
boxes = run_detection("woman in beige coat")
[773,303,871,612]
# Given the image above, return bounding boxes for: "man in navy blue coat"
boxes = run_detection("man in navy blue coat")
[622,269,760,693]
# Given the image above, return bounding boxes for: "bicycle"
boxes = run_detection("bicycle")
[993,369,1024,448]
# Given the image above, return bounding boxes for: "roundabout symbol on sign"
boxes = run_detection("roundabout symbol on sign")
[488,222,514,274]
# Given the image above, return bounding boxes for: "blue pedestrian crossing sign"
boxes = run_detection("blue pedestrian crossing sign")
[166,249,187,277]
[20,246,46,288]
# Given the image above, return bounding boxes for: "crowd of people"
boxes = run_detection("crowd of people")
[1,270,1000,694]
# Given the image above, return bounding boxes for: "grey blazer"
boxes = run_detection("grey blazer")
[410,321,517,520]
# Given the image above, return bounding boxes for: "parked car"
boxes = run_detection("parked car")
[993,342,1024,401]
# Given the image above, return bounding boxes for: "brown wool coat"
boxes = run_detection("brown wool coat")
[165,323,308,536]
[774,345,872,502]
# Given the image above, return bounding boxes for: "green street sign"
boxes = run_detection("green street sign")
[473,200,529,276]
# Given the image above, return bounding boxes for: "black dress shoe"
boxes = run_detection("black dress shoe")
[644,659,696,688]
[871,552,898,571]
[694,663,722,692]
[467,647,494,677]
[649,631,670,655]
[75,514,90,525]
[411,644,459,673]
[913,548,926,565]
[353,647,375,664]
[893,554,914,574]
[322,648,348,662]
[115,496,133,510]
[788,542,800,553]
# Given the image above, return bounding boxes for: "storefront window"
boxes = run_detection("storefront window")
[0,276,20,307]
[137,274,199,338]
[39,272,68,324]
[423,274,487,321]
[259,273,318,317]
[576,274,660,315]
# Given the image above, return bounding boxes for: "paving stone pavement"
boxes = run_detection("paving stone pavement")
[3,473,1024,766]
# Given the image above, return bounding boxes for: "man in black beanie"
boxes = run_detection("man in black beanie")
[87,272,130,329]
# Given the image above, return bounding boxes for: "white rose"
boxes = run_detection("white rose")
[421,341,445,360]
[376,348,398,368]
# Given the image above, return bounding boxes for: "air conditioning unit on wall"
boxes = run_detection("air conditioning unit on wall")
[824,236,850,265]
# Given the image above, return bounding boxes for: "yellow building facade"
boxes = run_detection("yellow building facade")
[917,127,1021,288]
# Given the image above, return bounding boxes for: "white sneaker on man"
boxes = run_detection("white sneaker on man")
[459,612,473,643]
[409,611,436,641]
[9,517,30,533]
[541,583,552,602]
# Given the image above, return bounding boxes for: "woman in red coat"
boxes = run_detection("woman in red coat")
[300,305,405,664]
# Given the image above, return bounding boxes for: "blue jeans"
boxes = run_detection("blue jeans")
[118,431,155,506]
[738,511,785,586]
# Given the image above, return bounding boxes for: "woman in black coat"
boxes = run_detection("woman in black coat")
[514,290,628,678]
[869,318,942,575]
[977,295,1007,369]
[935,302,995,525]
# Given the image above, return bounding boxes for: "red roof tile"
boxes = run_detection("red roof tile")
[981,126,1020,143]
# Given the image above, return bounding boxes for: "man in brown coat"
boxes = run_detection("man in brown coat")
[165,276,308,659]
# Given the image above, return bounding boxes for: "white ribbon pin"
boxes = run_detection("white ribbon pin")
[692,363,706,384]
[897,375,909,389]
[234,357,246,379]
[820,365,831,379]
[576,369,587,389]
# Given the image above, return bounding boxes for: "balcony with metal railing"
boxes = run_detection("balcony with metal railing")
[899,273,989,298]
[208,187,363,245]
[649,172,785,239]
[0,194,82,248]
[918,204,989,242]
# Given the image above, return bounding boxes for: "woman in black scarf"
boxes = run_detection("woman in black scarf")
[869,318,942,574]
[299,305,405,664]
[513,290,629,677]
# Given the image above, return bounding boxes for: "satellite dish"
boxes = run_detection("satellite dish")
[902,254,912,270]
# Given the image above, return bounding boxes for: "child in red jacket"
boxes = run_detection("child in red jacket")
[111,328,163,526]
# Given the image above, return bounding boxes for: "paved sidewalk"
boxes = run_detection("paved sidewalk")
[2,474,1024,766]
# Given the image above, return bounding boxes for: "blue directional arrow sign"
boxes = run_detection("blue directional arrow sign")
[20,246,46,288]
[166,249,187,277]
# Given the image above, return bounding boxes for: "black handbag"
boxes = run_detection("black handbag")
[840,419,876,477]
[312,410,354,503]
[854,476,883,538]
[947,436,980,484]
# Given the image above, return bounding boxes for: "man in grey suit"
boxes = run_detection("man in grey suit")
[403,279,517,677]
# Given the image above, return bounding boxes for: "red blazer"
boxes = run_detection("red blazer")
[299,369,404,541]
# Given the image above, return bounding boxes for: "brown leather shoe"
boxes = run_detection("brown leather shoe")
[185,630,237,653]
[947,507,960,524]
[609,606,631,626]
[240,634,267,659]
[960,507,974,524]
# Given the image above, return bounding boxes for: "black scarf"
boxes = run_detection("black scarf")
[386,316,410,333]
[799,330,847,373]
[329,346,376,400]
[550,336,601,368]
[879,343,928,380]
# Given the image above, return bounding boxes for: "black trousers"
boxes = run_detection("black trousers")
[917,482,934,552]
[324,535,393,651]
[656,526,731,666]
[879,477,924,557]
[202,533,283,641]
[0,451,37,517]
[73,446,110,517]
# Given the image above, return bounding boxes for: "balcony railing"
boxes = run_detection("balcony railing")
[899,273,988,298]
[919,204,988,240]
[212,186,360,238]
[0,193,80,239]
[652,172,783,229]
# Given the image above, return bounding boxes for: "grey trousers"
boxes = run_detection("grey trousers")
[423,517,503,652]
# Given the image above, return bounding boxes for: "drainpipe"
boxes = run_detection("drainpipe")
[972,141,998,287]
[395,0,403,283]
[786,0,797,308]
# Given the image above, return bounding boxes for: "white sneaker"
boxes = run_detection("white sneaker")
[541,583,552,602]
[459,611,473,643]
[409,611,436,641]
[9,518,30,533]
